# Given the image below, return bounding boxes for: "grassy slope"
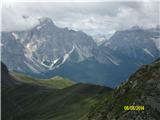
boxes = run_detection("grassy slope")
[2,71,112,120]
[11,71,75,89]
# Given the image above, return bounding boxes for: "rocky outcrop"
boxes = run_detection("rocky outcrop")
[88,59,160,120]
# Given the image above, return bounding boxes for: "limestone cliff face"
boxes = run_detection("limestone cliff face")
[2,19,160,87]
[88,59,160,120]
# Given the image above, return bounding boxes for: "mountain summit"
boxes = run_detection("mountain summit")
[2,17,96,75]
[1,17,160,87]
[38,17,54,25]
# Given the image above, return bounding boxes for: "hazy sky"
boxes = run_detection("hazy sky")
[1,0,160,37]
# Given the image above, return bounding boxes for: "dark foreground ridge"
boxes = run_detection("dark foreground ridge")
[1,62,112,120]
[87,58,160,120]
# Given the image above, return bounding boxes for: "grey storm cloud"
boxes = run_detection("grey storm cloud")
[1,1,160,37]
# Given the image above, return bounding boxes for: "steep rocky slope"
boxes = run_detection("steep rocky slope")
[88,59,160,120]
[2,17,160,87]
[2,17,96,74]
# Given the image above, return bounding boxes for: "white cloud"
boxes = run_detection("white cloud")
[1,1,160,38]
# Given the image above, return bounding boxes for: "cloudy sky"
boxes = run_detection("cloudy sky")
[1,0,160,38]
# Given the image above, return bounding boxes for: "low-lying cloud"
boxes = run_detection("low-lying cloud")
[2,1,160,38]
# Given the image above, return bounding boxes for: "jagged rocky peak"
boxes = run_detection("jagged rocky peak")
[37,17,55,26]
[34,17,58,31]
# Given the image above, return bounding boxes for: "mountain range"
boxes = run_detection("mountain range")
[1,17,160,87]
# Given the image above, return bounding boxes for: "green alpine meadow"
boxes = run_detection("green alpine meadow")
[1,62,112,120]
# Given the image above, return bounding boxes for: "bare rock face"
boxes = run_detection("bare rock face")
[1,17,96,74]
[88,59,160,120]
[1,17,160,87]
